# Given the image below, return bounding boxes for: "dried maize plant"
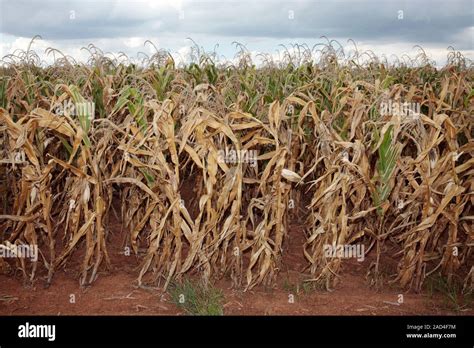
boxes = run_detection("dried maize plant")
[388,72,474,292]
[176,105,243,286]
[0,108,57,282]
[241,101,301,289]
[108,95,242,289]
[48,85,111,286]
[0,95,109,286]
[302,98,375,290]
[102,98,184,289]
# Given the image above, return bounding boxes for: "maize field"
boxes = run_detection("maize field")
[0,39,473,294]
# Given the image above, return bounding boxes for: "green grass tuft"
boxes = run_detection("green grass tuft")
[169,279,224,316]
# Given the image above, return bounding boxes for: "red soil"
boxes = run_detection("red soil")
[1,220,470,316]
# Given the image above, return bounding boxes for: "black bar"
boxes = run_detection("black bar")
[0,315,472,346]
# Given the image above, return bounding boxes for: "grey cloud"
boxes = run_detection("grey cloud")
[0,0,472,49]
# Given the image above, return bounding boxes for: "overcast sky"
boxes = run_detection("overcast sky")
[0,0,473,66]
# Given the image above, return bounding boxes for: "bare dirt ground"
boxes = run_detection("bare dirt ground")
[0,216,471,316]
